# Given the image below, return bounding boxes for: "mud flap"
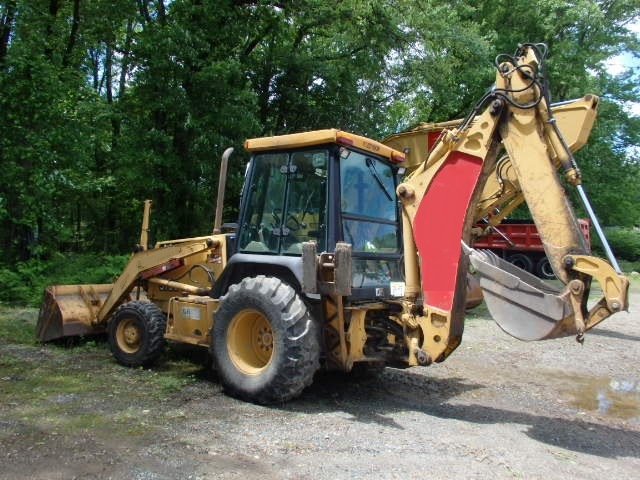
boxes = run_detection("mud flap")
[466,247,579,341]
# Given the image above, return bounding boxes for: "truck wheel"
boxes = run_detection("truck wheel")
[506,253,534,273]
[536,257,556,279]
[211,276,320,404]
[108,301,166,367]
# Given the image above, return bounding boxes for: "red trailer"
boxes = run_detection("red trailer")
[472,219,591,279]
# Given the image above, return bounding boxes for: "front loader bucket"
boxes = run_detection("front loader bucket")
[36,284,113,342]
[467,249,579,341]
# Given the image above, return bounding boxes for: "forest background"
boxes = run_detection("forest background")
[0,0,638,305]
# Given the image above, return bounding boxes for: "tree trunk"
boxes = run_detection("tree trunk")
[44,0,62,61]
[0,0,16,68]
[118,19,134,98]
[105,44,113,104]
[63,0,81,67]
[157,0,166,25]
[138,0,152,24]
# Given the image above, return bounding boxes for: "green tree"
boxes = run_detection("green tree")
[0,0,106,259]
[472,0,640,226]
[0,0,637,269]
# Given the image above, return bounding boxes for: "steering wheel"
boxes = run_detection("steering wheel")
[271,208,282,228]
[286,214,302,231]
[272,208,304,232]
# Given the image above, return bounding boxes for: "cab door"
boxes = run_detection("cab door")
[237,149,329,256]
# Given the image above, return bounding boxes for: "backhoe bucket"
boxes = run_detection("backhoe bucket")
[465,273,484,310]
[467,248,578,341]
[36,284,113,342]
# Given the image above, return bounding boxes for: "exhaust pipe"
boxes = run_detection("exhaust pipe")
[213,147,234,235]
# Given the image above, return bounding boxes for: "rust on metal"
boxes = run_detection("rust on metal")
[36,284,113,341]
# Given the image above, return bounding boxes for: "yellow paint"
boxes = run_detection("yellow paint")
[245,129,405,163]
[165,297,218,347]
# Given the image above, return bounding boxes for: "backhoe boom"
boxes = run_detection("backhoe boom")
[396,44,629,365]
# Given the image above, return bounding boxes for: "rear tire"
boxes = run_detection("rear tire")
[506,253,534,273]
[211,276,320,404]
[108,301,166,367]
[536,256,556,279]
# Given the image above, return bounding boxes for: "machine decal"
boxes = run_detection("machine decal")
[181,306,201,320]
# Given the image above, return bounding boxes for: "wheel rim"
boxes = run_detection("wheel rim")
[115,317,142,354]
[541,259,555,278]
[227,309,274,375]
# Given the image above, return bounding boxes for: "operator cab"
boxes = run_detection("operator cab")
[238,129,406,299]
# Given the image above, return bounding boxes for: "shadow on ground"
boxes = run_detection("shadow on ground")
[588,328,640,342]
[272,368,640,459]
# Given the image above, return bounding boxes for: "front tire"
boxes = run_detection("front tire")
[108,301,166,367]
[211,276,320,404]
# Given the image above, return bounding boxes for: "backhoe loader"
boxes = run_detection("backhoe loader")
[37,43,629,404]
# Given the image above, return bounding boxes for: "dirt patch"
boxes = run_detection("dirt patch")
[1,281,639,479]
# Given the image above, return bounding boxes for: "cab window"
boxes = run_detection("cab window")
[340,149,399,253]
[238,149,328,255]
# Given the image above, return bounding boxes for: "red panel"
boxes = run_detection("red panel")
[139,258,183,280]
[412,151,483,310]
[427,131,442,151]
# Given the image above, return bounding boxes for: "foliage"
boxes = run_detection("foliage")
[0,0,637,296]
[618,259,640,274]
[576,100,640,227]
[593,227,640,262]
[0,253,128,306]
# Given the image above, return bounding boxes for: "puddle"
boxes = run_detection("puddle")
[560,376,640,420]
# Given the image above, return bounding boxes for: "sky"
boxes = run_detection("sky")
[606,20,640,115]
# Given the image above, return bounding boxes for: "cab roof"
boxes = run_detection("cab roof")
[244,129,406,163]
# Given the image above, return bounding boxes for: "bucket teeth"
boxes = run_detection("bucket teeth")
[467,248,577,341]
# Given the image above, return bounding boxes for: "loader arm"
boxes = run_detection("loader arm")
[94,236,219,325]
[396,44,629,366]
[36,236,220,342]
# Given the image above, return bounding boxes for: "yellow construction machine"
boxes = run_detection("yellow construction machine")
[38,43,629,403]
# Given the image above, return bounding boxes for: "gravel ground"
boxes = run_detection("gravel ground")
[1,281,639,480]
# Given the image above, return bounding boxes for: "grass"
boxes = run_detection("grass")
[0,307,208,440]
[0,306,38,344]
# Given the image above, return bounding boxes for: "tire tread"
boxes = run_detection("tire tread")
[108,300,166,367]
[212,276,320,404]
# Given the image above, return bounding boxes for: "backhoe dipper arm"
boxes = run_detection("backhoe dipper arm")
[395,44,629,367]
